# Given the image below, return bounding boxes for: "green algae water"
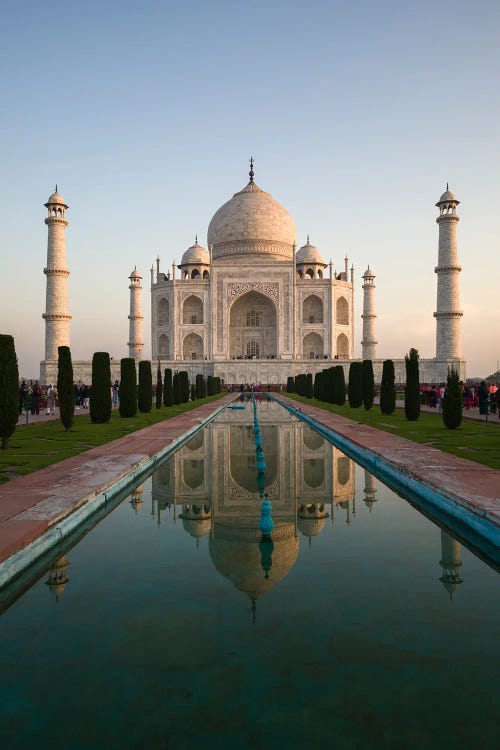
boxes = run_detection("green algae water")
[0,399,498,749]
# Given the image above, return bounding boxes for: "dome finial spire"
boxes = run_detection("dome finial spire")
[307,234,310,244]
[249,156,254,183]
[195,233,198,244]
[446,182,449,191]
[55,184,58,193]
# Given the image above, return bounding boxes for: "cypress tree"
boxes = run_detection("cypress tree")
[190,384,196,401]
[442,367,463,429]
[172,372,181,404]
[0,334,19,449]
[313,372,320,400]
[201,376,207,398]
[90,352,112,423]
[287,376,295,393]
[207,375,214,396]
[362,359,375,410]
[324,367,335,403]
[305,373,313,398]
[380,359,396,415]
[57,345,74,431]
[195,374,204,399]
[404,348,420,421]
[163,368,173,407]
[334,365,346,406]
[138,360,152,413]
[348,362,363,408]
[179,371,190,403]
[119,358,137,417]
[155,361,162,409]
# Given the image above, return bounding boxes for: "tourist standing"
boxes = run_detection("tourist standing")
[477,381,489,418]
[32,382,41,415]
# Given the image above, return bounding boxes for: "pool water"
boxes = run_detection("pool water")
[0,399,498,749]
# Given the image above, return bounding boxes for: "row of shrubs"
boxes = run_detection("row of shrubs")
[287,349,463,428]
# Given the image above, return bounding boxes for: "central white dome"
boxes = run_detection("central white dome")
[207,180,296,261]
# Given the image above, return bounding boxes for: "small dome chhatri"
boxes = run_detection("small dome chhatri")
[296,236,325,265]
[362,265,375,278]
[181,237,209,265]
[436,183,459,206]
[45,185,68,208]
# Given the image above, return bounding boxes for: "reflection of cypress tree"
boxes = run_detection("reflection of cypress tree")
[173,372,181,404]
[380,359,396,415]
[362,359,375,410]
[138,360,152,413]
[57,346,74,431]
[90,352,112,423]
[443,367,463,429]
[348,362,363,408]
[155,361,162,409]
[0,334,19,449]
[404,348,420,421]
[163,368,173,407]
[119,358,137,418]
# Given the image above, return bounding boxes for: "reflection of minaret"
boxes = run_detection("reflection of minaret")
[364,470,377,511]
[45,556,70,602]
[297,502,328,546]
[439,530,463,599]
[130,485,143,514]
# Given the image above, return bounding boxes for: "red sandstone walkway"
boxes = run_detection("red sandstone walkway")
[276,396,500,530]
[0,396,234,571]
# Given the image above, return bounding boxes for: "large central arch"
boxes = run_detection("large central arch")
[229,290,278,359]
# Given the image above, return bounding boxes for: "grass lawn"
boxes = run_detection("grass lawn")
[285,395,500,470]
[0,395,225,484]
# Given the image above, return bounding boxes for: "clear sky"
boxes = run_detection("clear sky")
[1,0,499,379]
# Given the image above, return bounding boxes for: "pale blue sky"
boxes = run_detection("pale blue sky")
[1,0,499,377]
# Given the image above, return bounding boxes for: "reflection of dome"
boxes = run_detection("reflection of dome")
[207,179,296,260]
[209,521,298,600]
[181,241,209,265]
[297,517,327,538]
[296,239,324,265]
[181,517,211,539]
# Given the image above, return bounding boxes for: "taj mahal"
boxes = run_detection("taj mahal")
[39,160,466,385]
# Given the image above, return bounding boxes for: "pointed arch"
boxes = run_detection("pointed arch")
[183,295,203,324]
[157,297,169,324]
[336,333,349,358]
[158,334,169,357]
[303,294,323,324]
[336,296,349,325]
[183,332,203,360]
[303,332,323,359]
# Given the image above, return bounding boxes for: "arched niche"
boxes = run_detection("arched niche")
[186,431,204,451]
[303,426,324,451]
[157,297,169,325]
[229,290,277,359]
[203,270,210,279]
[336,333,349,358]
[303,458,325,488]
[183,295,203,324]
[337,456,351,485]
[303,332,323,359]
[191,269,200,279]
[183,332,203,360]
[336,296,349,325]
[183,459,205,489]
[303,294,323,324]
[158,334,169,357]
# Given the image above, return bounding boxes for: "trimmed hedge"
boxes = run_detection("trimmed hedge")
[163,368,173,407]
[172,372,181,405]
[348,362,363,408]
[138,360,152,413]
[0,334,19,449]
[155,361,162,409]
[333,365,346,406]
[287,376,295,393]
[57,345,74,431]
[179,371,190,403]
[119,358,137,418]
[380,359,396,415]
[362,359,375,410]
[90,352,112,423]
[404,348,420,421]
[442,367,463,429]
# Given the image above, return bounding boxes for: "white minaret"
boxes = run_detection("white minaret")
[361,266,377,360]
[42,187,71,362]
[128,267,144,360]
[434,186,462,360]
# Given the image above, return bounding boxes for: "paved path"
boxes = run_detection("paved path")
[1,396,234,572]
[277,395,500,531]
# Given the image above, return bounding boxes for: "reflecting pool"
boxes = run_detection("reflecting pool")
[0,399,499,749]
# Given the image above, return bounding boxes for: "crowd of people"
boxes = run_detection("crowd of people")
[420,381,500,417]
